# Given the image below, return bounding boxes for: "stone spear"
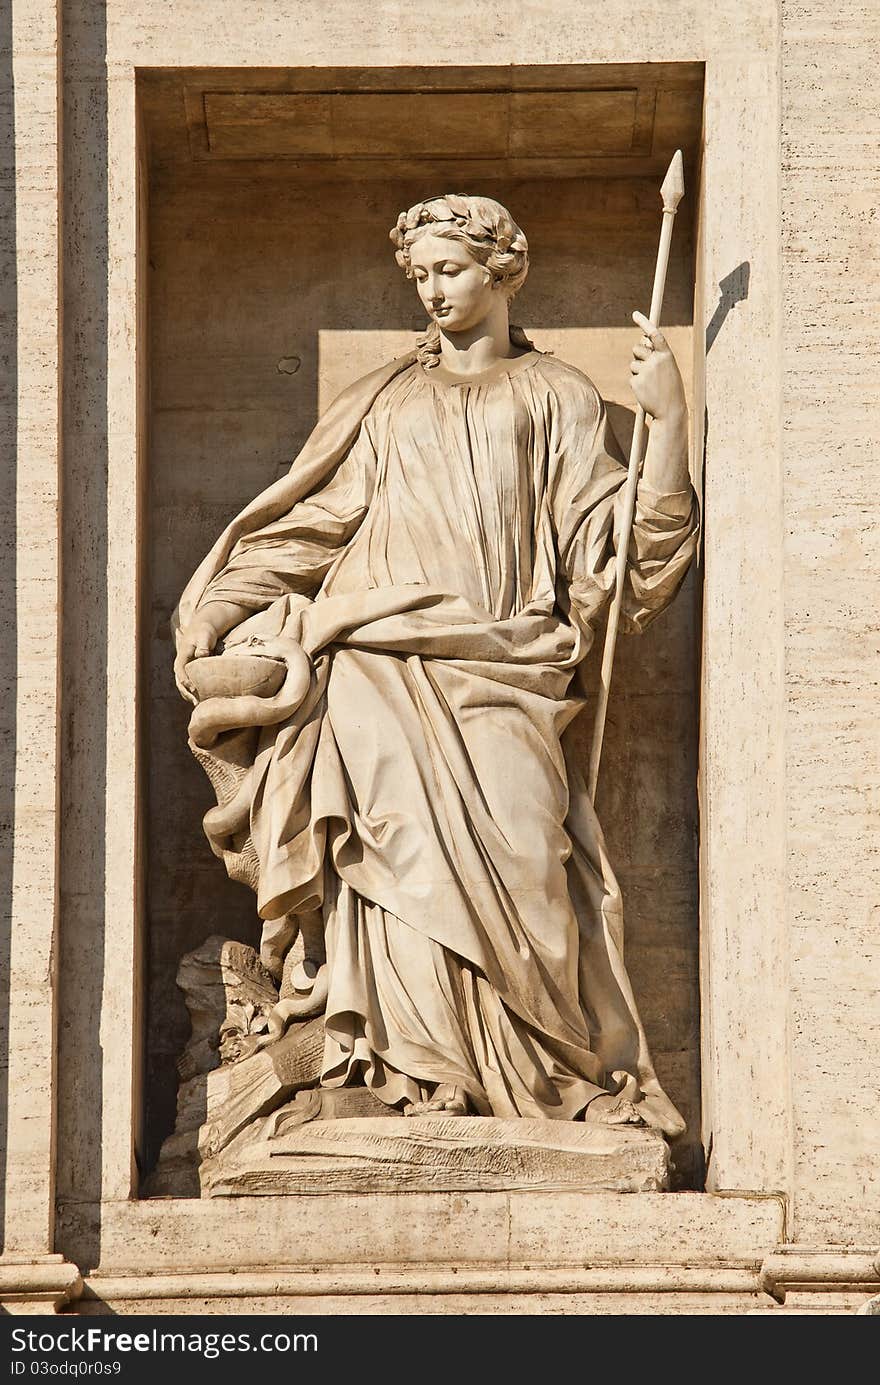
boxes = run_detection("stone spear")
[588,149,686,802]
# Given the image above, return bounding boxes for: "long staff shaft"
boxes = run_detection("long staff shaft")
[587,163,683,802]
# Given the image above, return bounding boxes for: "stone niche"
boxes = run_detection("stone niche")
[139,63,704,1189]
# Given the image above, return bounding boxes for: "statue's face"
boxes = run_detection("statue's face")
[407,232,499,333]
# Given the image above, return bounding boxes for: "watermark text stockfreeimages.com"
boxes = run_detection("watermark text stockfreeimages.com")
[10,1326,317,1364]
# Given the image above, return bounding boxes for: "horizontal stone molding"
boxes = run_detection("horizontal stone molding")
[0,1258,84,1315]
[85,1265,762,1301]
[75,1251,880,1313]
[759,1248,880,1304]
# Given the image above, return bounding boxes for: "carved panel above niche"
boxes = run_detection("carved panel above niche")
[139,64,703,180]
[200,89,645,160]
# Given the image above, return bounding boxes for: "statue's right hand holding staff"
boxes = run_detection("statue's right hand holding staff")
[630,310,690,496]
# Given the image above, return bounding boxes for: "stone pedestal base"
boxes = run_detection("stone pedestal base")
[46,1194,880,1314]
[200,1114,670,1196]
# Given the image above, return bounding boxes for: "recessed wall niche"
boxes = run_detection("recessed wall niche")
[139,64,704,1187]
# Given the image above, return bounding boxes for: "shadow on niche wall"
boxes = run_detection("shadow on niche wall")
[701,260,751,544]
[706,262,751,356]
[0,0,17,1253]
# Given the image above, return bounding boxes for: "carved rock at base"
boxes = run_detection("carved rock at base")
[270,1086,400,1132]
[175,933,278,1079]
[147,934,322,1196]
[200,1114,670,1196]
[199,1015,325,1161]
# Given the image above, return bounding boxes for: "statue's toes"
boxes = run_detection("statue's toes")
[614,1100,645,1126]
[586,1095,646,1127]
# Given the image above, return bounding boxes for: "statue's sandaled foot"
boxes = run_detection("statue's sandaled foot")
[405,1084,470,1116]
[585,1093,646,1126]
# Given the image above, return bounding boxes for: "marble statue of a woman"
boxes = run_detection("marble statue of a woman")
[173,194,697,1138]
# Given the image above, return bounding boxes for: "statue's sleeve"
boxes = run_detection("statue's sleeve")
[549,369,698,635]
[195,416,377,613]
[624,476,698,632]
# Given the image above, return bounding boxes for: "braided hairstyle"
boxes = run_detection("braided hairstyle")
[390,194,533,368]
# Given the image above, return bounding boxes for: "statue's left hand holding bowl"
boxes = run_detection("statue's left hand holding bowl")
[175,599,256,705]
[175,612,220,705]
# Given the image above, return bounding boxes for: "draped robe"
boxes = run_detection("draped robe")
[174,349,698,1134]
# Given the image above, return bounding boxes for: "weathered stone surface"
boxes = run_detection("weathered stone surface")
[201,1115,670,1196]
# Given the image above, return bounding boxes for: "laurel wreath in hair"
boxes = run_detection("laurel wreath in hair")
[389,194,529,258]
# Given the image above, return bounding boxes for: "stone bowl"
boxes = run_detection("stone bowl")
[185,653,286,702]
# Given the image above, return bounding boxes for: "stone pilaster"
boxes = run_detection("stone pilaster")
[0,0,78,1308]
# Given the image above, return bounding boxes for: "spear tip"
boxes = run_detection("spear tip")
[660,149,685,213]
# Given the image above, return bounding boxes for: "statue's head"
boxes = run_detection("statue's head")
[390,194,529,340]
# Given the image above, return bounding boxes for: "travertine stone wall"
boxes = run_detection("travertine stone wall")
[781,0,880,1244]
[0,0,62,1255]
[144,165,700,1178]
